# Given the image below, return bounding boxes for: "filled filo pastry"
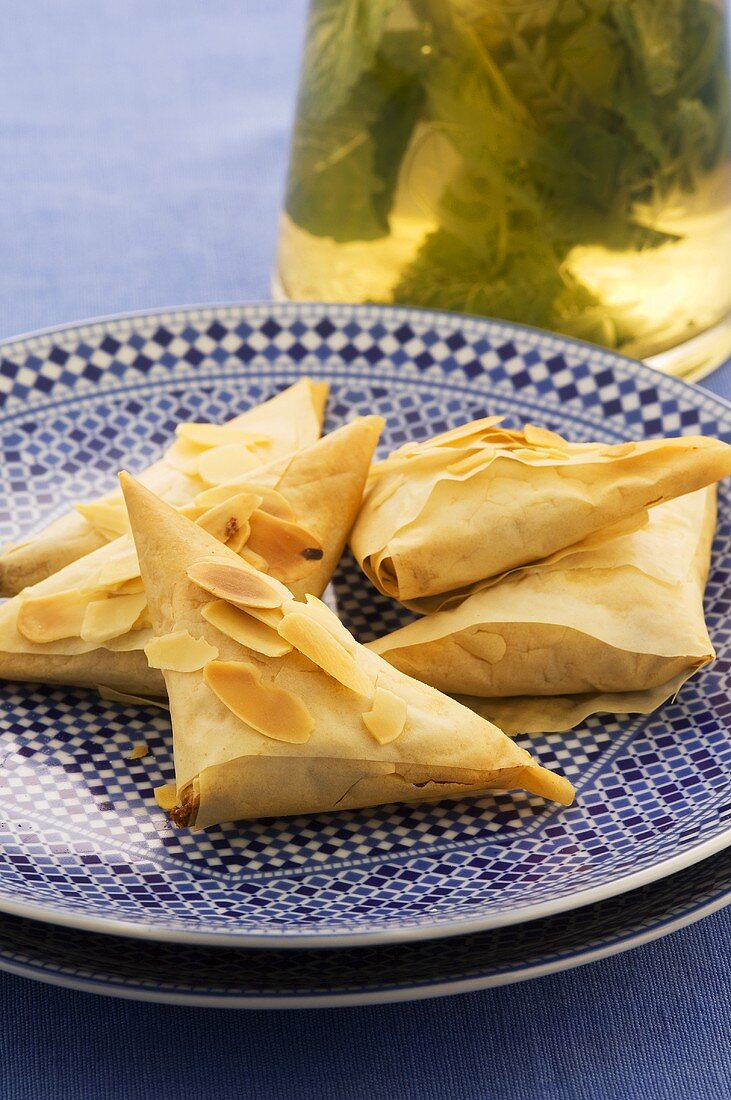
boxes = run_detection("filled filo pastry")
[0,418,382,694]
[351,417,731,611]
[370,488,717,733]
[0,378,329,596]
[119,473,574,829]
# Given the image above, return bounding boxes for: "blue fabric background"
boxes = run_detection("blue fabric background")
[0,3,729,1097]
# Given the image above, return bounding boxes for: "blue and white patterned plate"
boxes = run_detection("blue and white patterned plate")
[0,302,729,947]
[0,848,728,1007]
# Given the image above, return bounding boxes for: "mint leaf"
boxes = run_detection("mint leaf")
[286,55,424,241]
[299,0,399,120]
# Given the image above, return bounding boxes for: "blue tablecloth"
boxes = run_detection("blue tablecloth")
[0,3,729,1098]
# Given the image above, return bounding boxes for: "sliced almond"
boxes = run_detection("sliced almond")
[192,481,294,520]
[98,685,170,710]
[154,784,178,810]
[204,660,314,743]
[104,627,155,652]
[362,687,408,745]
[202,600,293,657]
[278,612,372,697]
[197,444,263,486]
[196,492,262,545]
[94,547,141,588]
[114,576,146,596]
[187,558,286,609]
[247,511,323,584]
[17,589,94,643]
[75,499,131,539]
[301,595,355,650]
[523,424,568,449]
[80,592,148,643]
[165,437,205,474]
[446,450,496,477]
[128,743,149,760]
[176,422,270,449]
[245,604,285,629]
[144,630,219,672]
[239,546,270,573]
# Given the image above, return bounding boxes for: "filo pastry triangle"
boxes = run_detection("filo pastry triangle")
[120,474,574,829]
[0,378,329,596]
[370,488,717,734]
[0,417,382,694]
[350,418,731,611]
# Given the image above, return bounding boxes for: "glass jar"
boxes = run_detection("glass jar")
[277,0,731,377]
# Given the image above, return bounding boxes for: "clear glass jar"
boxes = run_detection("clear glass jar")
[277,0,731,377]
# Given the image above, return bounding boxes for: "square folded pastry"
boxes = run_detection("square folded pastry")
[351,418,731,611]
[0,417,382,694]
[0,378,329,595]
[370,489,717,733]
[120,474,574,828]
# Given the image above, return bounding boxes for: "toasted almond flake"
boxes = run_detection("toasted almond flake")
[145,630,219,672]
[523,424,568,449]
[154,784,178,810]
[446,450,496,476]
[247,511,323,584]
[97,685,170,710]
[362,687,408,745]
[176,422,271,449]
[196,492,262,545]
[204,660,314,743]
[104,627,155,652]
[128,743,149,760]
[244,604,285,628]
[17,589,94,643]
[239,546,270,573]
[95,548,141,588]
[197,444,263,486]
[301,595,355,650]
[278,612,372,697]
[164,437,205,474]
[192,481,294,519]
[202,600,293,656]
[187,559,286,609]
[80,592,148,643]
[75,500,131,539]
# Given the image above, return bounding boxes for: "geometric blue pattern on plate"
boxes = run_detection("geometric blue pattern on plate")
[0,302,729,944]
[0,848,728,1007]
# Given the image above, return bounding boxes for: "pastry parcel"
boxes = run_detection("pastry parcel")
[0,378,329,596]
[0,418,382,694]
[120,474,574,828]
[351,418,731,610]
[370,489,717,733]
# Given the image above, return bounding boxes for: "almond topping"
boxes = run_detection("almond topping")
[247,511,323,583]
[523,424,568,449]
[128,743,149,760]
[202,600,293,657]
[75,499,131,539]
[362,687,408,745]
[144,630,219,672]
[196,492,262,545]
[17,589,94,643]
[94,547,141,588]
[204,660,314,743]
[301,595,355,650]
[154,784,178,811]
[176,423,270,449]
[187,559,286,609]
[164,437,205,474]
[244,604,285,629]
[446,451,495,477]
[197,444,263,486]
[80,592,148,643]
[239,546,270,573]
[97,685,169,710]
[278,612,372,697]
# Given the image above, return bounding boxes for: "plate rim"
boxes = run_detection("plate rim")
[0,860,728,1008]
[0,299,730,948]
